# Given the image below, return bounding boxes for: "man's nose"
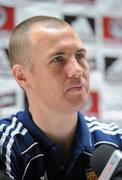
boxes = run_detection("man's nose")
[65,58,83,78]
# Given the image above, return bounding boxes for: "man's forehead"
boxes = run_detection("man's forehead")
[29,24,82,46]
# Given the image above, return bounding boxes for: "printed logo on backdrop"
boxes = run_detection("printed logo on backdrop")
[0,6,14,31]
[0,92,16,108]
[87,57,97,71]
[101,55,122,111]
[64,15,96,43]
[102,16,122,44]
[0,48,12,78]
[104,56,122,83]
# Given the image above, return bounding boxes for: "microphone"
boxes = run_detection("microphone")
[90,144,122,180]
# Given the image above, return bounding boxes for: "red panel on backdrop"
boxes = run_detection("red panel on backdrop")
[0,6,14,31]
[84,91,99,117]
[103,16,122,43]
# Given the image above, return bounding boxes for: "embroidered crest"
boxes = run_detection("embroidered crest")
[85,169,98,180]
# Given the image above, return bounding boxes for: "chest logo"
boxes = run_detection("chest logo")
[86,169,98,180]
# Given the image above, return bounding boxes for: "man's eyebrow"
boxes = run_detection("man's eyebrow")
[49,48,87,57]
[50,51,65,57]
[76,48,87,53]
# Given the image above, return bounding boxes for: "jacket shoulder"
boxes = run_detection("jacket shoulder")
[0,115,44,179]
[85,116,122,149]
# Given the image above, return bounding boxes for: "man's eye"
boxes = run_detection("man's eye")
[52,56,64,63]
[75,53,85,61]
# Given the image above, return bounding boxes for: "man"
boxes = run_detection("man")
[0,15,122,180]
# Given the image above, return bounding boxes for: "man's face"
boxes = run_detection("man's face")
[26,25,90,113]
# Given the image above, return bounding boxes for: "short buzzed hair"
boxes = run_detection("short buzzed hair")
[9,15,70,68]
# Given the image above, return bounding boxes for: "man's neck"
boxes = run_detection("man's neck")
[29,102,78,152]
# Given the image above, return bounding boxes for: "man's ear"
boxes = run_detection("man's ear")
[12,64,28,89]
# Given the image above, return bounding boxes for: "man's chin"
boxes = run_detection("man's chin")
[66,99,89,113]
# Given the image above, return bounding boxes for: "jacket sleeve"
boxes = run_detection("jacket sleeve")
[0,118,25,180]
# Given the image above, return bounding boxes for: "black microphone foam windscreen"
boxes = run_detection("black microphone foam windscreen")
[90,144,116,177]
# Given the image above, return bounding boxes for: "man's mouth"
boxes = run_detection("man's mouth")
[67,85,84,92]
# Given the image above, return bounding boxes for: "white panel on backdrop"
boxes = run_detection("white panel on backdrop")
[15,2,62,25]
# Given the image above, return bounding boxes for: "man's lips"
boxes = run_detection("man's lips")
[66,85,84,92]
